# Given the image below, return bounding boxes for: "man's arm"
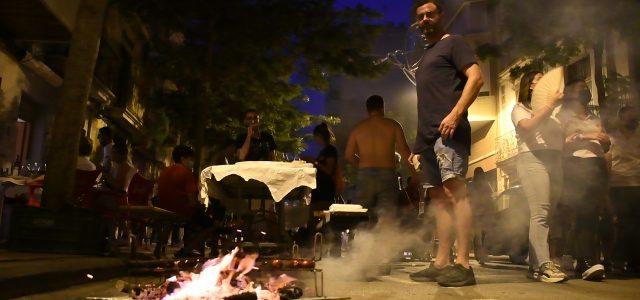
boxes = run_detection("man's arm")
[516,92,563,132]
[439,64,484,139]
[237,128,254,161]
[344,130,359,167]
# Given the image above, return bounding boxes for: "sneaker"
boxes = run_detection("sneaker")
[538,262,569,283]
[575,259,605,281]
[435,264,477,287]
[409,263,446,282]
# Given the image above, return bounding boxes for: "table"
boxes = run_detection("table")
[200,161,317,241]
[200,161,316,204]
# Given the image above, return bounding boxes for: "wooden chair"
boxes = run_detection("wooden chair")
[127,173,154,206]
[124,173,155,257]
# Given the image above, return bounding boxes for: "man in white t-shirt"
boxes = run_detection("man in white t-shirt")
[606,106,640,273]
[77,136,97,171]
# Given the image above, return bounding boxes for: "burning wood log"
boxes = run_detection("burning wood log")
[128,247,303,300]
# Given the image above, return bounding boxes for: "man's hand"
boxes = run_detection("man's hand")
[565,133,581,143]
[583,132,609,144]
[439,110,462,140]
[247,125,255,138]
[595,132,610,145]
[408,153,421,172]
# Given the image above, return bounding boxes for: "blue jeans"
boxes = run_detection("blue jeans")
[419,137,469,189]
[355,168,399,220]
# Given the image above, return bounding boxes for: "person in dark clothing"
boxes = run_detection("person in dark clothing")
[236,109,277,161]
[408,0,484,287]
[155,145,213,258]
[307,123,338,210]
[607,106,640,274]
[559,80,610,281]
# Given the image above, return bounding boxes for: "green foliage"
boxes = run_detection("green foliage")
[122,0,385,156]
[479,0,640,81]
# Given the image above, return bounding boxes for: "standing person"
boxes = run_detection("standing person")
[607,106,640,275]
[155,145,214,258]
[307,123,338,211]
[236,109,277,161]
[469,167,495,265]
[407,0,484,287]
[345,95,416,224]
[559,80,610,281]
[97,127,114,173]
[509,70,568,283]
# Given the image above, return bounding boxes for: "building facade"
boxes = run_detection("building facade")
[446,0,637,210]
[0,0,166,177]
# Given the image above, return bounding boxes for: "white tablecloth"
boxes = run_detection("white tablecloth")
[200,161,317,203]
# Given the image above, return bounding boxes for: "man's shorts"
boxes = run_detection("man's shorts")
[419,137,469,190]
[355,168,399,219]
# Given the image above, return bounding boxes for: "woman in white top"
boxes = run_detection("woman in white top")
[511,71,568,283]
[558,80,610,281]
[606,106,640,273]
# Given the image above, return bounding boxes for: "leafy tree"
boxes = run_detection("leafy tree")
[43,0,110,210]
[129,0,387,172]
[43,0,385,208]
[478,0,640,114]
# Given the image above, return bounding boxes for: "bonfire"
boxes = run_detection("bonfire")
[133,248,300,300]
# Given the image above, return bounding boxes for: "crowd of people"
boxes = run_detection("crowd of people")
[511,71,640,283]
[83,0,640,289]
[14,0,638,291]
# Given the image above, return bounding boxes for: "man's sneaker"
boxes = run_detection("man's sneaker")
[575,259,605,281]
[409,263,446,282]
[435,264,477,287]
[538,262,569,283]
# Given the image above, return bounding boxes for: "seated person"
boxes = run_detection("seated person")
[106,143,136,193]
[77,136,97,171]
[236,109,277,161]
[155,145,214,258]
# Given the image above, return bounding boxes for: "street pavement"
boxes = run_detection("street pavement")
[13,257,640,299]
[322,260,640,300]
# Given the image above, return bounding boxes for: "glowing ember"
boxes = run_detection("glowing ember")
[134,247,297,300]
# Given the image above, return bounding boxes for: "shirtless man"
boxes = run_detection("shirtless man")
[345,95,416,222]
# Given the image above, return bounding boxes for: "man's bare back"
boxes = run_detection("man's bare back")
[345,116,411,169]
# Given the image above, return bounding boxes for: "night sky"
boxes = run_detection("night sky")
[297,0,413,156]
[336,0,413,25]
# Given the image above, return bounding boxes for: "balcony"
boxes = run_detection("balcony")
[496,129,517,164]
